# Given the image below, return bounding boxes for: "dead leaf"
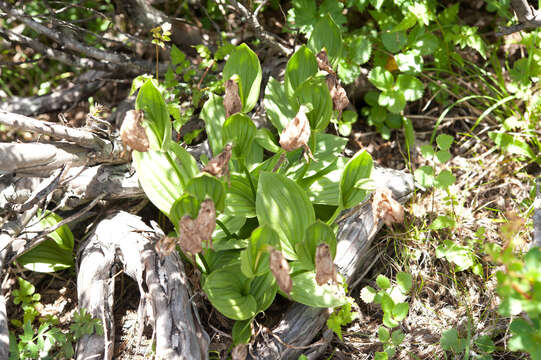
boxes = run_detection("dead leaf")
[202,144,232,178]
[326,74,349,113]
[316,49,335,75]
[178,216,203,254]
[231,344,247,360]
[224,77,242,118]
[315,243,337,286]
[279,106,314,161]
[372,187,404,226]
[120,109,149,152]
[269,248,292,295]
[197,199,216,249]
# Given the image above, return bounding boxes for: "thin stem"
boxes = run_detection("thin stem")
[242,162,257,199]
[155,45,159,79]
[326,206,343,226]
[197,253,211,273]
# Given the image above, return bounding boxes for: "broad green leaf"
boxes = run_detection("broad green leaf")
[412,32,439,55]
[379,90,406,114]
[429,215,456,230]
[306,158,345,206]
[392,329,406,346]
[294,76,333,131]
[339,150,373,209]
[392,302,409,321]
[381,30,407,53]
[435,150,451,163]
[378,327,390,342]
[250,271,278,312]
[396,272,412,293]
[203,264,258,320]
[225,174,256,217]
[287,0,318,34]
[240,225,280,278]
[285,45,318,98]
[135,79,171,151]
[368,67,394,91]
[17,212,73,272]
[133,149,186,216]
[376,274,391,290]
[414,165,434,188]
[169,142,199,181]
[232,319,252,345]
[295,221,337,270]
[170,44,186,66]
[348,35,372,65]
[385,113,403,129]
[255,128,281,153]
[223,43,262,113]
[256,172,315,259]
[395,50,423,74]
[170,193,199,225]
[200,94,226,156]
[222,113,256,159]
[435,170,455,189]
[264,77,297,132]
[360,286,377,303]
[436,134,454,150]
[308,15,342,64]
[290,271,347,308]
[440,328,465,353]
[396,74,424,101]
[489,132,535,159]
[186,173,226,212]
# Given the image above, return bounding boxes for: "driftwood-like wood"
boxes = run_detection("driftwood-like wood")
[76,211,209,360]
[249,167,415,360]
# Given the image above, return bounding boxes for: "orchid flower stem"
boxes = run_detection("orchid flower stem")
[326,206,343,226]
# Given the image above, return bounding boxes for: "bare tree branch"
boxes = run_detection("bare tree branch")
[497,0,541,35]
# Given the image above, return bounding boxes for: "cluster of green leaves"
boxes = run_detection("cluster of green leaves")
[440,327,495,360]
[131,42,377,345]
[486,240,541,358]
[9,278,103,359]
[360,272,412,359]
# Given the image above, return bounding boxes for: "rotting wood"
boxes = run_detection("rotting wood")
[76,211,209,360]
[248,166,415,360]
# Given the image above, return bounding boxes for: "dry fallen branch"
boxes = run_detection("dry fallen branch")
[76,211,209,359]
[497,0,541,35]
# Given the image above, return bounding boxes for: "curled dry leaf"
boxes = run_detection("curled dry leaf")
[231,344,247,360]
[120,109,149,152]
[178,216,203,254]
[279,106,314,161]
[315,243,337,286]
[316,49,335,75]
[155,236,177,257]
[224,77,242,118]
[178,199,217,254]
[326,74,349,113]
[197,199,216,249]
[372,187,404,227]
[269,248,292,295]
[202,144,232,178]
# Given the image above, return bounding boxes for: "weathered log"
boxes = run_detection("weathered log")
[249,166,415,359]
[76,211,209,360]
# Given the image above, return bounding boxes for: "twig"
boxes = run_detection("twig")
[533,177,541,247]
[0,110,106,150]
[227,0,291,55]
[496,0,541,36]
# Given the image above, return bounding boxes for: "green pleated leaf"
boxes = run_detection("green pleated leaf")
[295,221,337,271]
[290,271,347,308]
[200,93,226,156]
[264,77,297,132]
[222,113,256,159]
[256,172,315,259]
[170,193,200,225]
[186,173,226,212]
[255,128,281,153]
[240,225,280,278]
[250,271,278,312]
[135,79,171,151]
[308,15,343,65]
[339,150,373,209]
[17,211,74,273]
[203,263,258,320]
[225,174,256,217]
[223,43,262,113]
[232,319,253,345]
[285,45,319,98]
[294,76,333,131]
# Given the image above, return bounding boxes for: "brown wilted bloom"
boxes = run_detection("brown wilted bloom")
[120,109,149,152]
[202,144,232,178]
[197,199,216,249]
[326,74,349,113]
[155,236,177,257]
[231,344,247,360]
[315,243,338,286]
[372,187,404,227]
[316,49,335,75]
[178,198,217,254]
[269,248,292,295]
[279,106,314,161]
[224,77,242,118]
